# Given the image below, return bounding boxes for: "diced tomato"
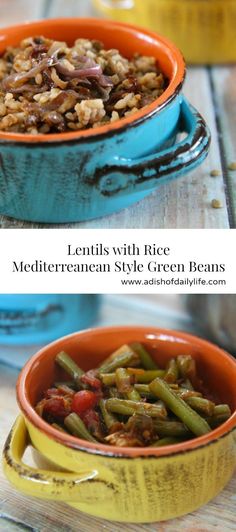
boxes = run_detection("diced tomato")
[82,409,100,433]
[45,386,75,399]
[56,385,75,397]
[43,396,72,420]
[80,370,102,390]
[45,388,61,398]
[94,389,103,402]
[71,390,98,416]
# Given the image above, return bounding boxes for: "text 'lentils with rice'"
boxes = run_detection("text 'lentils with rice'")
[0,36,167,134]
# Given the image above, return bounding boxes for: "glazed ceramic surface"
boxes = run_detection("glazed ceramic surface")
[0,295,100,345]
[3,327,236,523]
[0,19,210,223]
[94,0,236,64]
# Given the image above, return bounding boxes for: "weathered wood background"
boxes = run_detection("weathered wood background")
[0,294,235,531]
[0,0,235,229]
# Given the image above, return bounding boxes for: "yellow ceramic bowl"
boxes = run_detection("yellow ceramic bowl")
[3,326,236,523]
[93,0,236,64]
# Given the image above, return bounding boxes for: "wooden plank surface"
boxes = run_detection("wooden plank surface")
[0,0,233,228]
[0,294,235,531]
[0,0,47,24]
[210,66,236,227]
[47,0,96,18]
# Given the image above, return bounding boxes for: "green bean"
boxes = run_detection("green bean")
[206,414,231,429]
[106,398,167,418]
[127,369,166,383]
[213,404,231,417]
[115,368,130,392]
[149,378,211,436]
[177,355,197,383]
[56,352,84,386]
[150,437,182,447]
[134,384,152,393]
[99,344,131,369]
[134,384,155,399]
[153,420,191,438]
[181,378,194,391]
[99,400,118,431]
[100,373,116,386]
[99,345,139,374]
[185,396,215,416]
[127,388,141,401]
[115,368,141,401]
[130,342,158,369]
[125,412,153,437]
[176,389,202,399]
[65,413,97,443]
[205,405,231,429]
[108,387,120,398]
[101,369,165,386]
[164,358,179,383]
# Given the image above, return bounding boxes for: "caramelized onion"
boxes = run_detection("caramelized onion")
[2,58,54,90]
[8,84,48,94]
[55,62,102,79]
[1,52,114,94]
[54,55,113,86]
[48,41,67,60]
[31,44,48,58]
[99,74,114,87]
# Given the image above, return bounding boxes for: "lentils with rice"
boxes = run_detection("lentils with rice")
[0,36,167,134]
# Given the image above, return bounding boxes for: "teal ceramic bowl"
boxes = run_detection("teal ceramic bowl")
[0,295,100,346]
[0,18,210,223]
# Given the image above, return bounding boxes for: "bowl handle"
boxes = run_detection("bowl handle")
[97,97,211,196]
[2,416,105,502]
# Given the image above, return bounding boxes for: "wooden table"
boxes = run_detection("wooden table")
[0,294,235,531]
[0,0,235,229]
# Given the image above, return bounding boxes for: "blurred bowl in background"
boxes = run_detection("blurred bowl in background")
[0,295,100,345]
[185,295,236,354]
[93,0,236,64]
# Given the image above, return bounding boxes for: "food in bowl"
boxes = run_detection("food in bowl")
[35,345,231,447]
[0,18,210,224]
[3,326,236,522]
[0,36,166,134]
